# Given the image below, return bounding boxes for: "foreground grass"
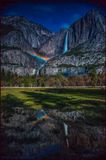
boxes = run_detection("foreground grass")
[1,87,106,125]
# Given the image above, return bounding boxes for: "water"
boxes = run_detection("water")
[63,122,68,136]
[64,32,68,53]
[35,144,62,159]
[63,122,69,148]
[36,110,47,119]
[36,61,47,76]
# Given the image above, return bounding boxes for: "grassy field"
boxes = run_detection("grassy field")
[1,87,106,125]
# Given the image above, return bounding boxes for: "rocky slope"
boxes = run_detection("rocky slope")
[40,50,105,76]
[1,16,53,75]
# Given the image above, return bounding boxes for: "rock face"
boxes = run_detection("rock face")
[40,9,105,57]
[40,50,105,76]
[67,9,105,51]
[1,16,53,49]
[40,9,105,76]
[1,49,37,76]
[39,29,67,57]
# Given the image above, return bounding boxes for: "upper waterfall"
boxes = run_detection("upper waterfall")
[64,32,68,53]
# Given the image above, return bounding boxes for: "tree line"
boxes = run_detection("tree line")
[1,69,105,87]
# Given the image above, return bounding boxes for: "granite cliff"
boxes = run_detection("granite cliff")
[1,16,53,75]
[40,9,105,76]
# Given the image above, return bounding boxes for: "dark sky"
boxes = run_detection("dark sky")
[2,2,104,32]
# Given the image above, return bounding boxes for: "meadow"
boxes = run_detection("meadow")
[1,87,106,125]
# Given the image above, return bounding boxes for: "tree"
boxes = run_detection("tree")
[89,67,97,87]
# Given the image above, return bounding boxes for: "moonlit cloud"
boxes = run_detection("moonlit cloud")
[73,14,81,20]
[61,23,70,29]
[34,4,55,13]
[4,11,17,15]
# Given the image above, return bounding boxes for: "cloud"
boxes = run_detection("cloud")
[61,23,70,29]
[4,11,18,16]
[72,13,81,20]
[33,4,55,13]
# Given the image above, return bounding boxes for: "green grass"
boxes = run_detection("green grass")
[1,87,106,125]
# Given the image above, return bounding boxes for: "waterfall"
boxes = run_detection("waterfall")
[36,62,47,76]
[36,56,53,76]
[64,32,68,53]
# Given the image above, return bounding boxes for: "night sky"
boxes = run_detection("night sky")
[2,2,104,32]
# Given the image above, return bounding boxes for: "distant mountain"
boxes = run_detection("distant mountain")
[1,9,105,76]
